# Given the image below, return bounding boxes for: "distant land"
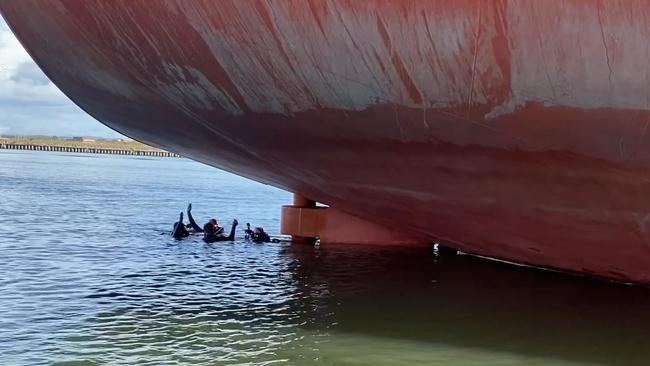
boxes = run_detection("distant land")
[0,135,179,157]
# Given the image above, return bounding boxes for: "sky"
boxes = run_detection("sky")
[0,17,123,138]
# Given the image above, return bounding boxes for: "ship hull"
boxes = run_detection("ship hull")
[3,0,650,284]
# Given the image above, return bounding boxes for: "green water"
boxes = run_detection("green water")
[1,151,648,366]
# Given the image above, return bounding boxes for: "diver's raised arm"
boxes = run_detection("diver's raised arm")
[172,211,186,238]
[186,203,203,232]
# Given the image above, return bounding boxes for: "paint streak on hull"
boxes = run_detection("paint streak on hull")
[3,0,650,284]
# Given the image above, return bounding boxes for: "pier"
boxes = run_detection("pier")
[0,138,180,157]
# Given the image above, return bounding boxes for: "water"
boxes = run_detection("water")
[1,150,649,366]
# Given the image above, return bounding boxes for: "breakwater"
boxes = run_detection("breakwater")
[0,142,180,157]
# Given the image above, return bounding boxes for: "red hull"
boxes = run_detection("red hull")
[3,0,650,284]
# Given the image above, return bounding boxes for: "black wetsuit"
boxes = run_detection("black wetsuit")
[203,222,224,235]
[187,208,203,233]
[251,230,271,243]
[204,220,238,243]
[172,212,189,239]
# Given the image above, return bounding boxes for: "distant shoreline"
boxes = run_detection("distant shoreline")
[0,137,181,158]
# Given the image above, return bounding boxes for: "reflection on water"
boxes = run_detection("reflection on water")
[283,245,650,366]
[1,151,649,365]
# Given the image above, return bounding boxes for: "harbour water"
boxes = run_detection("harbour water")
[1,150,649,366]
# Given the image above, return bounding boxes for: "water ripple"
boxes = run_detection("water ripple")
[3,151,650,366]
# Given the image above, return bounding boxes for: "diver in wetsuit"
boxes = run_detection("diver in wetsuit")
[203,218,224,236]
[245,223,276,243]
[251,227,271,243]
[171,212,190,239]
[185,204,227,236]
[204,219,238,243]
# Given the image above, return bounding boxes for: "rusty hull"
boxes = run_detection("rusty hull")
[3,0,650,284]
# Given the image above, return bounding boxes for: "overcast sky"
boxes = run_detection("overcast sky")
[0,17,122,138]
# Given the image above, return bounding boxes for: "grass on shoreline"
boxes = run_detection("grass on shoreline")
[0,136,166,152]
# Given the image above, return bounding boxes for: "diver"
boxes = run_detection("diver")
[244,223,277,243]
[204,219,238,243]
[203,218,225,236]
[171,212,190,239]
[185,204,227,236]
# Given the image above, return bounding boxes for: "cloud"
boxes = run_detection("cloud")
[10,61,50,86]
[0,22,73,108]
[0,17,122,137]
